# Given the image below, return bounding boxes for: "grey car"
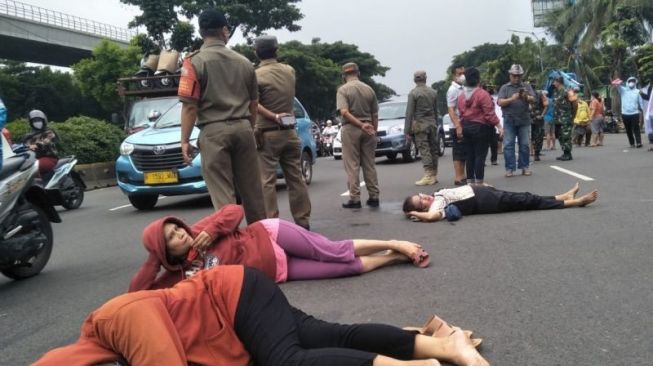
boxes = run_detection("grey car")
[375,101,445,162]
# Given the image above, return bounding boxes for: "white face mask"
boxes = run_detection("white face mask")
[456,75,466,84]
[32,121,44,130]
[628,82,636,89]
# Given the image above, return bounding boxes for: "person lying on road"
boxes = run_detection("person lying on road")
[33,266,489,366]
[129,204,430,291]
[403,183,598,223]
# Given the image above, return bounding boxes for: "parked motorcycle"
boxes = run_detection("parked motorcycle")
[604,110,621,134]
[0,148,61,280]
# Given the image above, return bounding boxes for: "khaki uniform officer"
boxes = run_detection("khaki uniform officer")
[405,70,439,186]
[253,35,311,230]
[336,62,380,209]
[178,8,265,224]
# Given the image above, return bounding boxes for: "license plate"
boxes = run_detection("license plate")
[144,170,178,185]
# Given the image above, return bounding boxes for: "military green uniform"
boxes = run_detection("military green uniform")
[178,38,265,224]
[406,79,439,185]
[337,66,380,204]
[553,87,573,157]
[530,90,545,158]
[255,52,311,228]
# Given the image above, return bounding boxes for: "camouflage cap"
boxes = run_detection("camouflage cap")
[342,62,359,74]
[254,35,278,52]
[414,70,427,81]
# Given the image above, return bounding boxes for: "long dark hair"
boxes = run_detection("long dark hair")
[591,92,601,102]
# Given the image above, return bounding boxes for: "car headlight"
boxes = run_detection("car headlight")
[389,125,404,135]
[120,142,134,155]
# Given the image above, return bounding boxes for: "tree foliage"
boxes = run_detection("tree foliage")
[0,60,102,122]
[71,40,142,114]
[120,0,304,50]
[232,39,395,121]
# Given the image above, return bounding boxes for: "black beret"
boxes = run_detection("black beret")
[198,8,228,29]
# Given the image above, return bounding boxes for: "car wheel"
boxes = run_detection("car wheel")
[386,152,397,161]
[402,141,417,163]
[129,194,158,210]
[438,132,446,157]
[301,151,313,185]
[334,155,342,160]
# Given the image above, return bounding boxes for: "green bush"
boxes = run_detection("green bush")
[5,116,125,164]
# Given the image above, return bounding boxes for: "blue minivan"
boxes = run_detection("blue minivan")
[116,98,317,210]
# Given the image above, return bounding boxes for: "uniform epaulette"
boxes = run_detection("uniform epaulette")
[184,50,200,59]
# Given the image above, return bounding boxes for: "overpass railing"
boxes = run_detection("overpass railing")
[0,0,136,43]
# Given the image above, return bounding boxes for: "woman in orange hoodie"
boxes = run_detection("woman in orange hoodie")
[33,266,489,366]
[129,204,430,291]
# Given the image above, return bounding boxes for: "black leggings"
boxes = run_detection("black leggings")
[234,268,415,366]
[462,121,493,182]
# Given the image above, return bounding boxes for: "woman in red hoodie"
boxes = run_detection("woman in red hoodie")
[33,266,489,366]
[129,204,430,291]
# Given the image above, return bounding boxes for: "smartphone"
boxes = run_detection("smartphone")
[280,115,296,126]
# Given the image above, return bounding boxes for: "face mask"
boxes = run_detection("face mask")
[628,82,636,89]
[456,75,466,84]
[32,121,44,130]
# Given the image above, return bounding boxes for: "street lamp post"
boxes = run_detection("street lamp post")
[508,29,544,73]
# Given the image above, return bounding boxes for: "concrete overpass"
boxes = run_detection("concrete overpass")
[0,0,135,67]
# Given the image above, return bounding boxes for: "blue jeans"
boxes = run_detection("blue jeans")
[503,117,530,171]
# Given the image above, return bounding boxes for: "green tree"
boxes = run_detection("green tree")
[0,60,102,122]
[120,0,304,50]
[232,39,395,121]
[71,40,142,114]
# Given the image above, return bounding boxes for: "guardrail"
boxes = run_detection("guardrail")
[0,0,136,42]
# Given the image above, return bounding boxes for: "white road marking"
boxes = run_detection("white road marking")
[549,165,595,181]
[340,182,366,196]
[109,204,132,211]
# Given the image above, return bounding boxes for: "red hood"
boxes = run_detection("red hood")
[142,216,194,271]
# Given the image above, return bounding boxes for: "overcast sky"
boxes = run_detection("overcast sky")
[25,0,543,94]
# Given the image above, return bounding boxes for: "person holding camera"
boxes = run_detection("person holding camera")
[497,64,536,177]
[253,35,311,230]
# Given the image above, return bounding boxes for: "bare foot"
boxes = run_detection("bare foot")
[562,182,580,200]
[578,190,598,207]
[444,327,490,366]
[391,241,429,267]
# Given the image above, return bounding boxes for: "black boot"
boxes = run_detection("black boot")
[557,153,572,161]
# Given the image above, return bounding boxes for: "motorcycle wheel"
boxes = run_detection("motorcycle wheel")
[301,151,313,185]
[61,176,85,210]
[1,204,54,280]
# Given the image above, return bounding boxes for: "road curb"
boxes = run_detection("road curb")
[75,161,116,191]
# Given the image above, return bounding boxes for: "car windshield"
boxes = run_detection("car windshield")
[128,98,178,129]
[378,102,407,120]
[154,102,183,128]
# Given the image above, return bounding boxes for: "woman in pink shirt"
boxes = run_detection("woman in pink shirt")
[457,67,501,184]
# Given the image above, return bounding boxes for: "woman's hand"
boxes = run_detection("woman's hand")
[192,231,213,251]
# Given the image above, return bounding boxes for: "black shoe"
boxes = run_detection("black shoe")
[491,161,498,165]
[557,154,572,161]
[636,144,643,148]
[630,144,636,148]
[298,223,310,231]
[534,155,541,161]
[454,179,467,186]
[366,198,380,207]
[342,200,362,209]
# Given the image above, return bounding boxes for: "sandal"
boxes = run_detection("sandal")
[522,169,532,176]
[504,171,514,177]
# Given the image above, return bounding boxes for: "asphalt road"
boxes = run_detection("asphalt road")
[2,135,652,366]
